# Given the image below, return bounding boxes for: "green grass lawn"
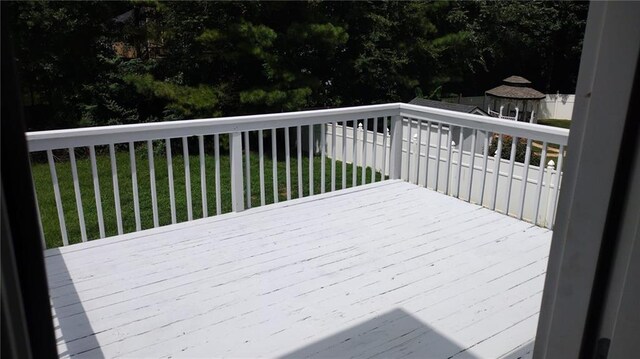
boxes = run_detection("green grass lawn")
[537,119,571,129]
[32,144,383,248]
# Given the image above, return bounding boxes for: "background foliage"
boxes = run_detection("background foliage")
[7,1,588,131]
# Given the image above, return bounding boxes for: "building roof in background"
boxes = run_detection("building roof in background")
[409,98,488,115]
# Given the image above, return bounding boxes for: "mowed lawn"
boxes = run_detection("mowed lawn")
[31,144,384,248]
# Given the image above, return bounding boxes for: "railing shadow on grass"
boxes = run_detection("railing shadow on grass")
[45,249,105,358]
[278,308,479,359]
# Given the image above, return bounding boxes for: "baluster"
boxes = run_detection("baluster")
[533,142,548,226]
[479,132,490,206]
[455,127,464,197]
[244,131,251,208]
[285,127,291,200]
[183,137,193,220]
[47,150,68,246]
[147,141,159,227]
[372,117,378,183]
[90,145,106,237]
[320,124,326,194]
[165,139,176,224]
[342,121,347,189]
[518,139,533,219]
[414,120,422,185]
[69,147,87,242]
[109,143,124,234]
[198,135,208,217]
[444,126,453,195]
[491,135,503,211]
[214,134,222,214]
[550,146,565,228]
[466,130,478,202]
[271,129,278,203]
[129,142,141,230]
[406,118,412,181]
[308,125,314,196]
[297,126,303,198]
[331,122,336,191]
[259,130,265,206]
[382,117,388,179]
[352,120,358,186]
[435,123,443,192]
[424,121,432,189]
[389,115,403,180]
[504,136,519,215]
[361,118,368,185]
[230,132,245,212]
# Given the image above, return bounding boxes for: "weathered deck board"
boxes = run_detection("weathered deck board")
[46,180,552,358]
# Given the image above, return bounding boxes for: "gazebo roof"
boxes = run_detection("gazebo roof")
[485,75,545,100]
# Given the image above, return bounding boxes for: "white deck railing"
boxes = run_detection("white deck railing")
[27,103,568,247]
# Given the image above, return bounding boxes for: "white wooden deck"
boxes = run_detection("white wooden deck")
[45,180,552,359]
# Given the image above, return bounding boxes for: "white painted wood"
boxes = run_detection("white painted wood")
[285,128,292,200]
[46,150,68,245]
[244,131,251,208]
[361,118,368,185]
[389,116,403,180]
[230,132,245,212]
[382,117,388,179]
[435,123,443,192]
[308,125,313,196]
[466,130,477,202]
[297,126,303,197]
[109,143,124,234]
[89,145,106,237]
[182,137,193,221]
[549,145,564,228]
[504,136,519,215]
[342,121,347,189]
[198,136,208,217]
[445,127,453,195]
[165,139,176,224]
[129,142,141,231]
[406,118,412,181]
[480,132,490,206]
[147,141,159,228]
[414,119,422,185]
[68,148,88,242]
[46,181,552,359]
[259,130,265,206]
[271,129,278,203]
[371,117,378,183]
[352,120,358,186]
[424,121,432,189]
[331,122,336,191]
[320,124,326,194]
[28,104,400,151]
[214,134,222,214]
[533,143,548,226]
[456,128,464,198]
[491,135,503,210]
[518,139,533,219]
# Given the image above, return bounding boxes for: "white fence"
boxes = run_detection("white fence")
[27,103,568,247]
[327,121,563,226]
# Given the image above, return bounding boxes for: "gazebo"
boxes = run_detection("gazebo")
[485,75,545,122]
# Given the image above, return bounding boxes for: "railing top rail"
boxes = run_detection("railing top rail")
[27,103,401,151]
[26,102,569,151]
[399,103,569,146]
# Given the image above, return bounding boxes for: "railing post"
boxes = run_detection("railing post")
[230,131,245,212]
[389,115,403,180]
[545,160,556,228]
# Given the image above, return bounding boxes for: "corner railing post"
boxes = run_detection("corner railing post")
[389,114,403,180]
[230,131,245,212]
